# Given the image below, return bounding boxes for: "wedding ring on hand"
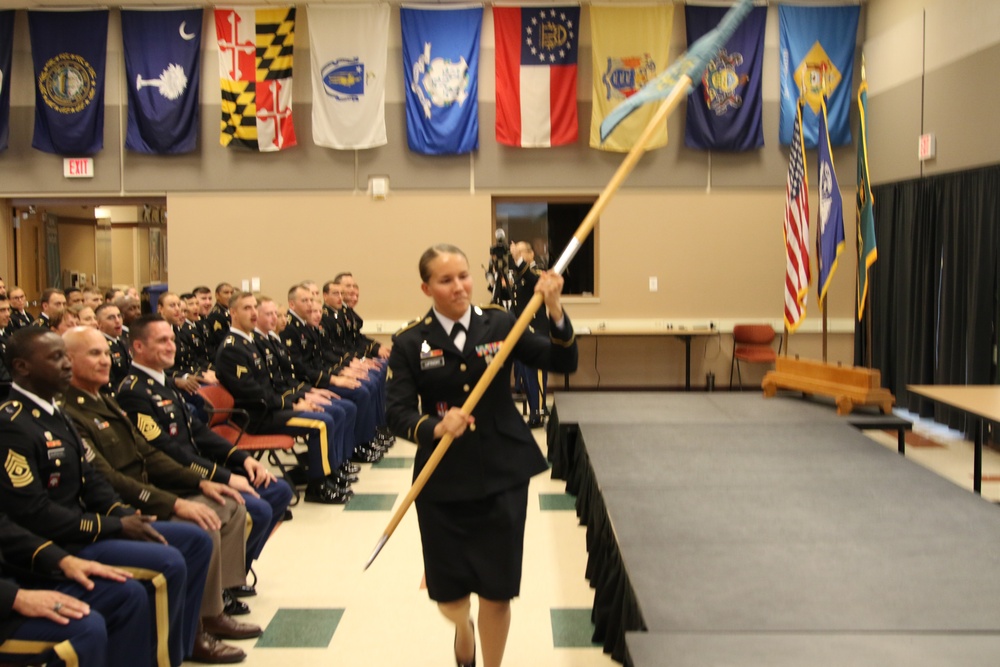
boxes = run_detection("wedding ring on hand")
[53,601,63,613]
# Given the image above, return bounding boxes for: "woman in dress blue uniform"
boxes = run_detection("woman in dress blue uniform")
[386,244,577,667]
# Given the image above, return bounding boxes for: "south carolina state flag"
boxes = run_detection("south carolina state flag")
[29,10,109,155]
[589,4,673,152]
[494,6,580,148]
[216,7,297,151]
[779,5,859,148]
[401,6,481,155]
[122,9,203,154]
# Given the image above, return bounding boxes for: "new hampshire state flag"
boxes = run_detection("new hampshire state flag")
[310,5,389,150]
[401,6,481,155]
[684,5,765,152]
[122,9,203,154]
[590,4,673,152]
[0,11,13,152]
[29,10,109,155]
[779,5,859,148]
[216,7,297,151]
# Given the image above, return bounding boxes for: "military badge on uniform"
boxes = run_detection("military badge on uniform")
[47,472,61,488]
[420,340,445,370]
[136,413,163,441]
[93,418,110,430]
[236,365,249,378]
[436,402,449,418]
[475,341,503,365]
[169,423,179,437]
[4,450,33,488]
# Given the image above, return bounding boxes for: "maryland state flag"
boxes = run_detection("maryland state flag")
[216,7,296,151]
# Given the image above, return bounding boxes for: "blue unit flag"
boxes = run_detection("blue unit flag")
[401,6,482,155]
[122,9,203,154]
[0,11,13,152]
[778,5,859,148]
[29,10,109,155]
[817,96,845,307]
[684,4,765,152]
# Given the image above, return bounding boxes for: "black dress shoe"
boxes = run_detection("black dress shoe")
[222,589,250,616]
[190,630,245,663]
[343,462,361,474]
[227,585,257,599]
[282,509,294,521]
[304,480,350,505]
[337,471,359,484]
[454,620,476,667]
[527,416,543,428]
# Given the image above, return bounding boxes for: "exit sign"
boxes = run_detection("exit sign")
[63,157,94,178]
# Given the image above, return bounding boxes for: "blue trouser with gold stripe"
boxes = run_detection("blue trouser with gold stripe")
[242,478,293,570]
[0,577,149,667]
[257,410,343,481]
[515,361,547,418]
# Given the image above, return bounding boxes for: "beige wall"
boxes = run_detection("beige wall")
[57,220,97,282]
[111,227,136,288]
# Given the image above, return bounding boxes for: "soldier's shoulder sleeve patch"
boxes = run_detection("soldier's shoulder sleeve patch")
[135,413,163,441]
[4,450,33,488]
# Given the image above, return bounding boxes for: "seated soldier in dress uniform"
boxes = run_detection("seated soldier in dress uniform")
[216,292,351,504]
[0,327,220,667]
[0,512,152,667]
[115,316,293,597]
[0,296,11,401]
[62,326,262,662]
[64,287,84,308]
[205,283,235,357]
[115,296,142,337]
[95,303,131,392]
[512,242,550,428]
[81,287,103,310]
[176,293,217,384]
[33,288,66,329]
[7,287,33,331]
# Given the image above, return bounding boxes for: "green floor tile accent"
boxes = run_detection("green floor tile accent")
[344,493,398,511]
[550,608,601,648]
[256,608,344,648]
[539,493,577,511]
[372,456,414,469]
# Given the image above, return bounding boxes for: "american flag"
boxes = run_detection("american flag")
[783,100,810,332]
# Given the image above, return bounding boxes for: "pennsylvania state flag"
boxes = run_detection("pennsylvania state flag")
[684,5,765,152]
[28,10,109,155]
[778,5,859,148]
[589,4,673,152]
[122,9,203,154]
[401,6,482,155]
[216,7,297,151]
[0,11,13,152]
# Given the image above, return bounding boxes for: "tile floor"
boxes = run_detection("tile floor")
[205,403,1000,666]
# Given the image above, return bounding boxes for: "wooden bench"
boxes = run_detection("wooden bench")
[762,357,895,415]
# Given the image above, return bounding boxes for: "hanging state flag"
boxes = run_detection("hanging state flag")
[684,5,765,152]
[309,5,389,150]
[0,11,13,152]
[817,97,845,308]
[216,7,297,151]
[779,5,859,148]
[28,10,109,155]
[784,100,810,333]
[494,5,580,148]
[857,70,877,321]
[401,6,481,155]
[122,9,203,154]
[589,4,672,152]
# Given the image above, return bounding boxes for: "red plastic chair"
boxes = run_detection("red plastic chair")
[197,385,299,503]
[729,324,782,390]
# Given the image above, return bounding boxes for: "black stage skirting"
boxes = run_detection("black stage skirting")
[546,393,1000,666]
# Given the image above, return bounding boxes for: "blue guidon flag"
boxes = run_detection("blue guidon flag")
[29,10,109,155]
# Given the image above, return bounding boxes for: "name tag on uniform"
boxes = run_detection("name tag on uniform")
[47,447,65,461]
[420,357,445,370]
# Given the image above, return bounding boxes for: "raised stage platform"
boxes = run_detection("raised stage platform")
[546,393,1000,666]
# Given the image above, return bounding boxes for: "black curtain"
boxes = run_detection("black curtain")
[856,164,1000,431]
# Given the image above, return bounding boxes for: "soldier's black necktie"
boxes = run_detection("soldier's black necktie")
[450,323,466,352]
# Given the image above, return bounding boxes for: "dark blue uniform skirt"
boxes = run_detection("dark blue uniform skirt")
[415,483,529,602]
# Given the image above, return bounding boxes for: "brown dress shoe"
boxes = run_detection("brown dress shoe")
[190,630,246,664]
[202,613,263,640]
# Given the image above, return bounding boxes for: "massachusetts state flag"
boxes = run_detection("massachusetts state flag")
[784,100,810,333]
[779,5,860,148]
[216,7,297,151]
[401,6,482,155]
[494,5,580,148]
[0,11,13,152]
[589,4,673,152]
[816,96,844,307]
[684,5,765,152]
[29,10,109,155]
[122,9,202,154]
[309,4,389,150]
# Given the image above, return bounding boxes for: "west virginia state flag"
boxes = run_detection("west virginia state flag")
[216,7,297,151]
[0,11,13,152]
[684,5,765,152]
[778,5,859,148]
[122,9,203,154]
[589,4,673,152]
[401,6,482,155]
[29,10,109,155]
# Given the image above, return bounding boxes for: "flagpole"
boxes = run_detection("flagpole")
[364,84,693,571]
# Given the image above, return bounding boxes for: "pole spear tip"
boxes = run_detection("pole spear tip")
[364,534,389,571]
